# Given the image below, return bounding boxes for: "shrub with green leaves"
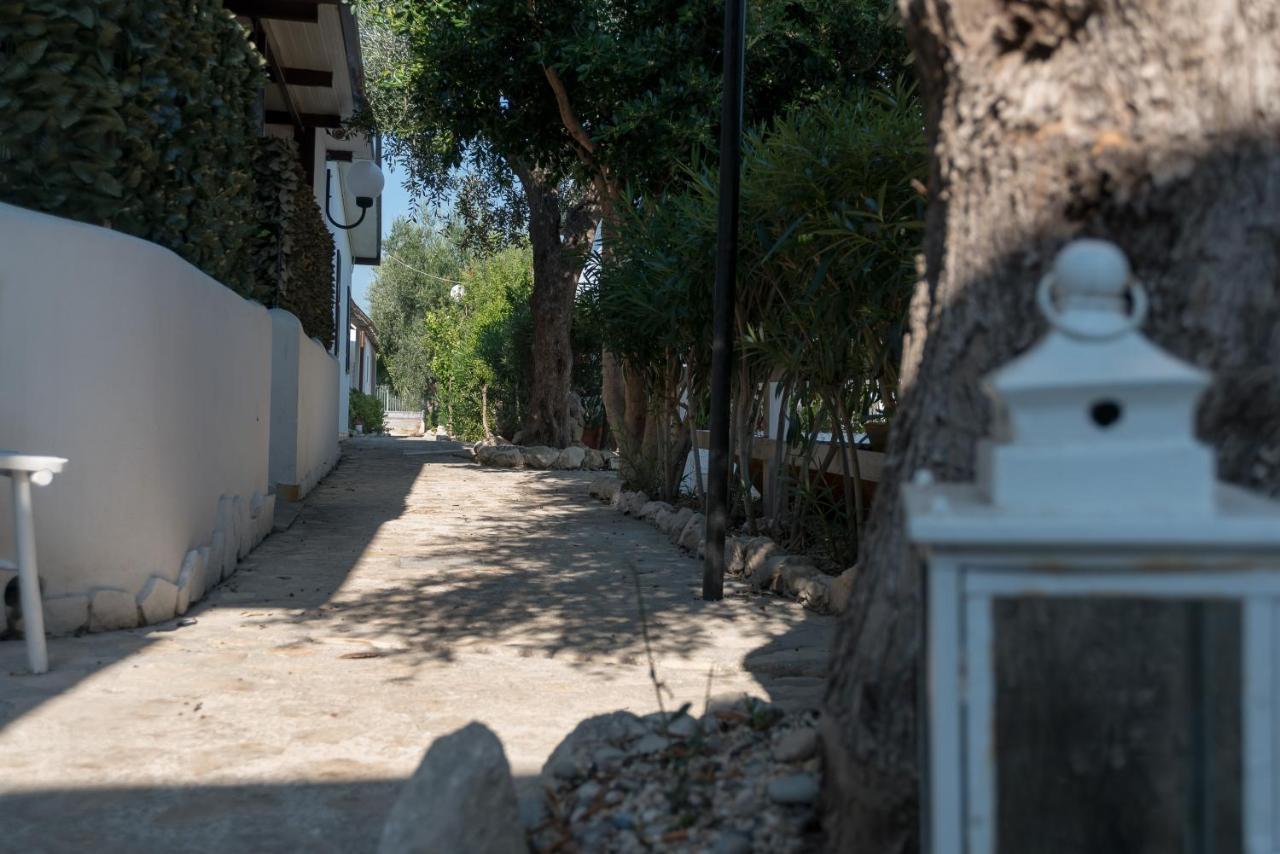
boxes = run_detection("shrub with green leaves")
[591,84,926,560]
[251,138,336,348]
[348,390,385,433]
[0,0,265,293]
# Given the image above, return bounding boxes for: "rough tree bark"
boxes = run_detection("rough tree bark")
[513,162,596,448]
[823,2,1280,852]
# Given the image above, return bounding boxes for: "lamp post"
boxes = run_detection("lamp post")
[325,159,385,230]
[907,239,1280,854]
[703,0,747,602]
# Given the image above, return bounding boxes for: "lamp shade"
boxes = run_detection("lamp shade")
[346,160,385,200]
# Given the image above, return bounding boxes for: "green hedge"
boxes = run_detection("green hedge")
[252,138,336,348]
[0,0,264,292]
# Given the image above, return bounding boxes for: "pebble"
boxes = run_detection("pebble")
[767,773,820,805]
[772,727,818,763]
[550,758,579,780]
[594,746,626,774]
[533,699,822,853]
[665,715,698,738]
[630,734,670,755]
[714,831,754,854]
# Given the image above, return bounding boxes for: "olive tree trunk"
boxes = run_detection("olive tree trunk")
[514,164,596,448]
[823,2,1280,852]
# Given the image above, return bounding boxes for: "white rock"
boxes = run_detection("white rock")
[583,448,605,470]
[256,494,277,544]
[90,588,139,632]
[208,531,227,583]
[743,539,780,584]
[487,446,525,468]
[591,478,622,502]
[629,734,669,755]
[176,549,203,615]
[43,594,89,635]
[137,576,179,626]
[664,507,694,539]
[664,715,698,738]
[195,546,212,599]
[638,500,673,521]
[623,491,650,516]
[231,495,249,560]
[379,722,525,854]
[793,575,832,612]
[677,513,706,552]
[725,536,750,575]
[555,446,587,470]
[523,446,560,469]
[772,728,819,763]
[541,711,647,786]
[766,773,819,805]
[830,565,858,613]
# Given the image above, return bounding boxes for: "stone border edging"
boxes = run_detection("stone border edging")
[587,476,856,616]
[473,437,621,472]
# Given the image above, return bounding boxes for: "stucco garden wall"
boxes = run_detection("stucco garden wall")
[0,203,275,635]
[270,309,340,500]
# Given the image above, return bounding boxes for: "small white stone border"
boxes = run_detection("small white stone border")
[1,491,276,638]
[587,476,856,616]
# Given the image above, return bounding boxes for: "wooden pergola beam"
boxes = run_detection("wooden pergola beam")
[265,110,343,128]
[225,0,325,23]
[267,66,333,87]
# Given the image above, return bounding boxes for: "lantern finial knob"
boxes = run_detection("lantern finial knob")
[1053,239,1130,299]
[1038,238,1147,338]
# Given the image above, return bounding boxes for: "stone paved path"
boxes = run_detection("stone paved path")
[0,437,833,853]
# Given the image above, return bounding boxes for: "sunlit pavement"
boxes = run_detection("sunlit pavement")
[0,436,832,852]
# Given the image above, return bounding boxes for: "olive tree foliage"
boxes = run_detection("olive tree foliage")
[368,218,466,410]
[424,246,535,441]
[357,0,592,446]
[357,0,904,449]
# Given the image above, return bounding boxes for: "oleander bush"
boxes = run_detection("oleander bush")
[0,0,266,293]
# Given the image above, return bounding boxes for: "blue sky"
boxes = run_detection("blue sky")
[352,161,414,312]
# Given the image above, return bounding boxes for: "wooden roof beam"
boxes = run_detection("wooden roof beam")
[225,0,327,24]
[265,110,344,128]
[267,67,334,88]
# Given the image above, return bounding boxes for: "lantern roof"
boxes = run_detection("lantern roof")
[904,239,1280,550]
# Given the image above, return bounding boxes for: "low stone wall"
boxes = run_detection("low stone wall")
[473,437,619,472]
[587,477,856,616]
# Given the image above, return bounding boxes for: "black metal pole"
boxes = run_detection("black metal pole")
[703,0,746,601]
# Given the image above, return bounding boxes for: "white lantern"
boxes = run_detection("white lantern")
[345,159,385,208]
[905,239,1280,854]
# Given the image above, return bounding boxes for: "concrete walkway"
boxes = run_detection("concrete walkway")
[0,437,833,853]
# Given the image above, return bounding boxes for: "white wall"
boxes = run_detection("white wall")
[0,203,276,634]
[270,309,340,500]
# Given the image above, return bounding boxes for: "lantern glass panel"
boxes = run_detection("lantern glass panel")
[991,597,1242,854]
